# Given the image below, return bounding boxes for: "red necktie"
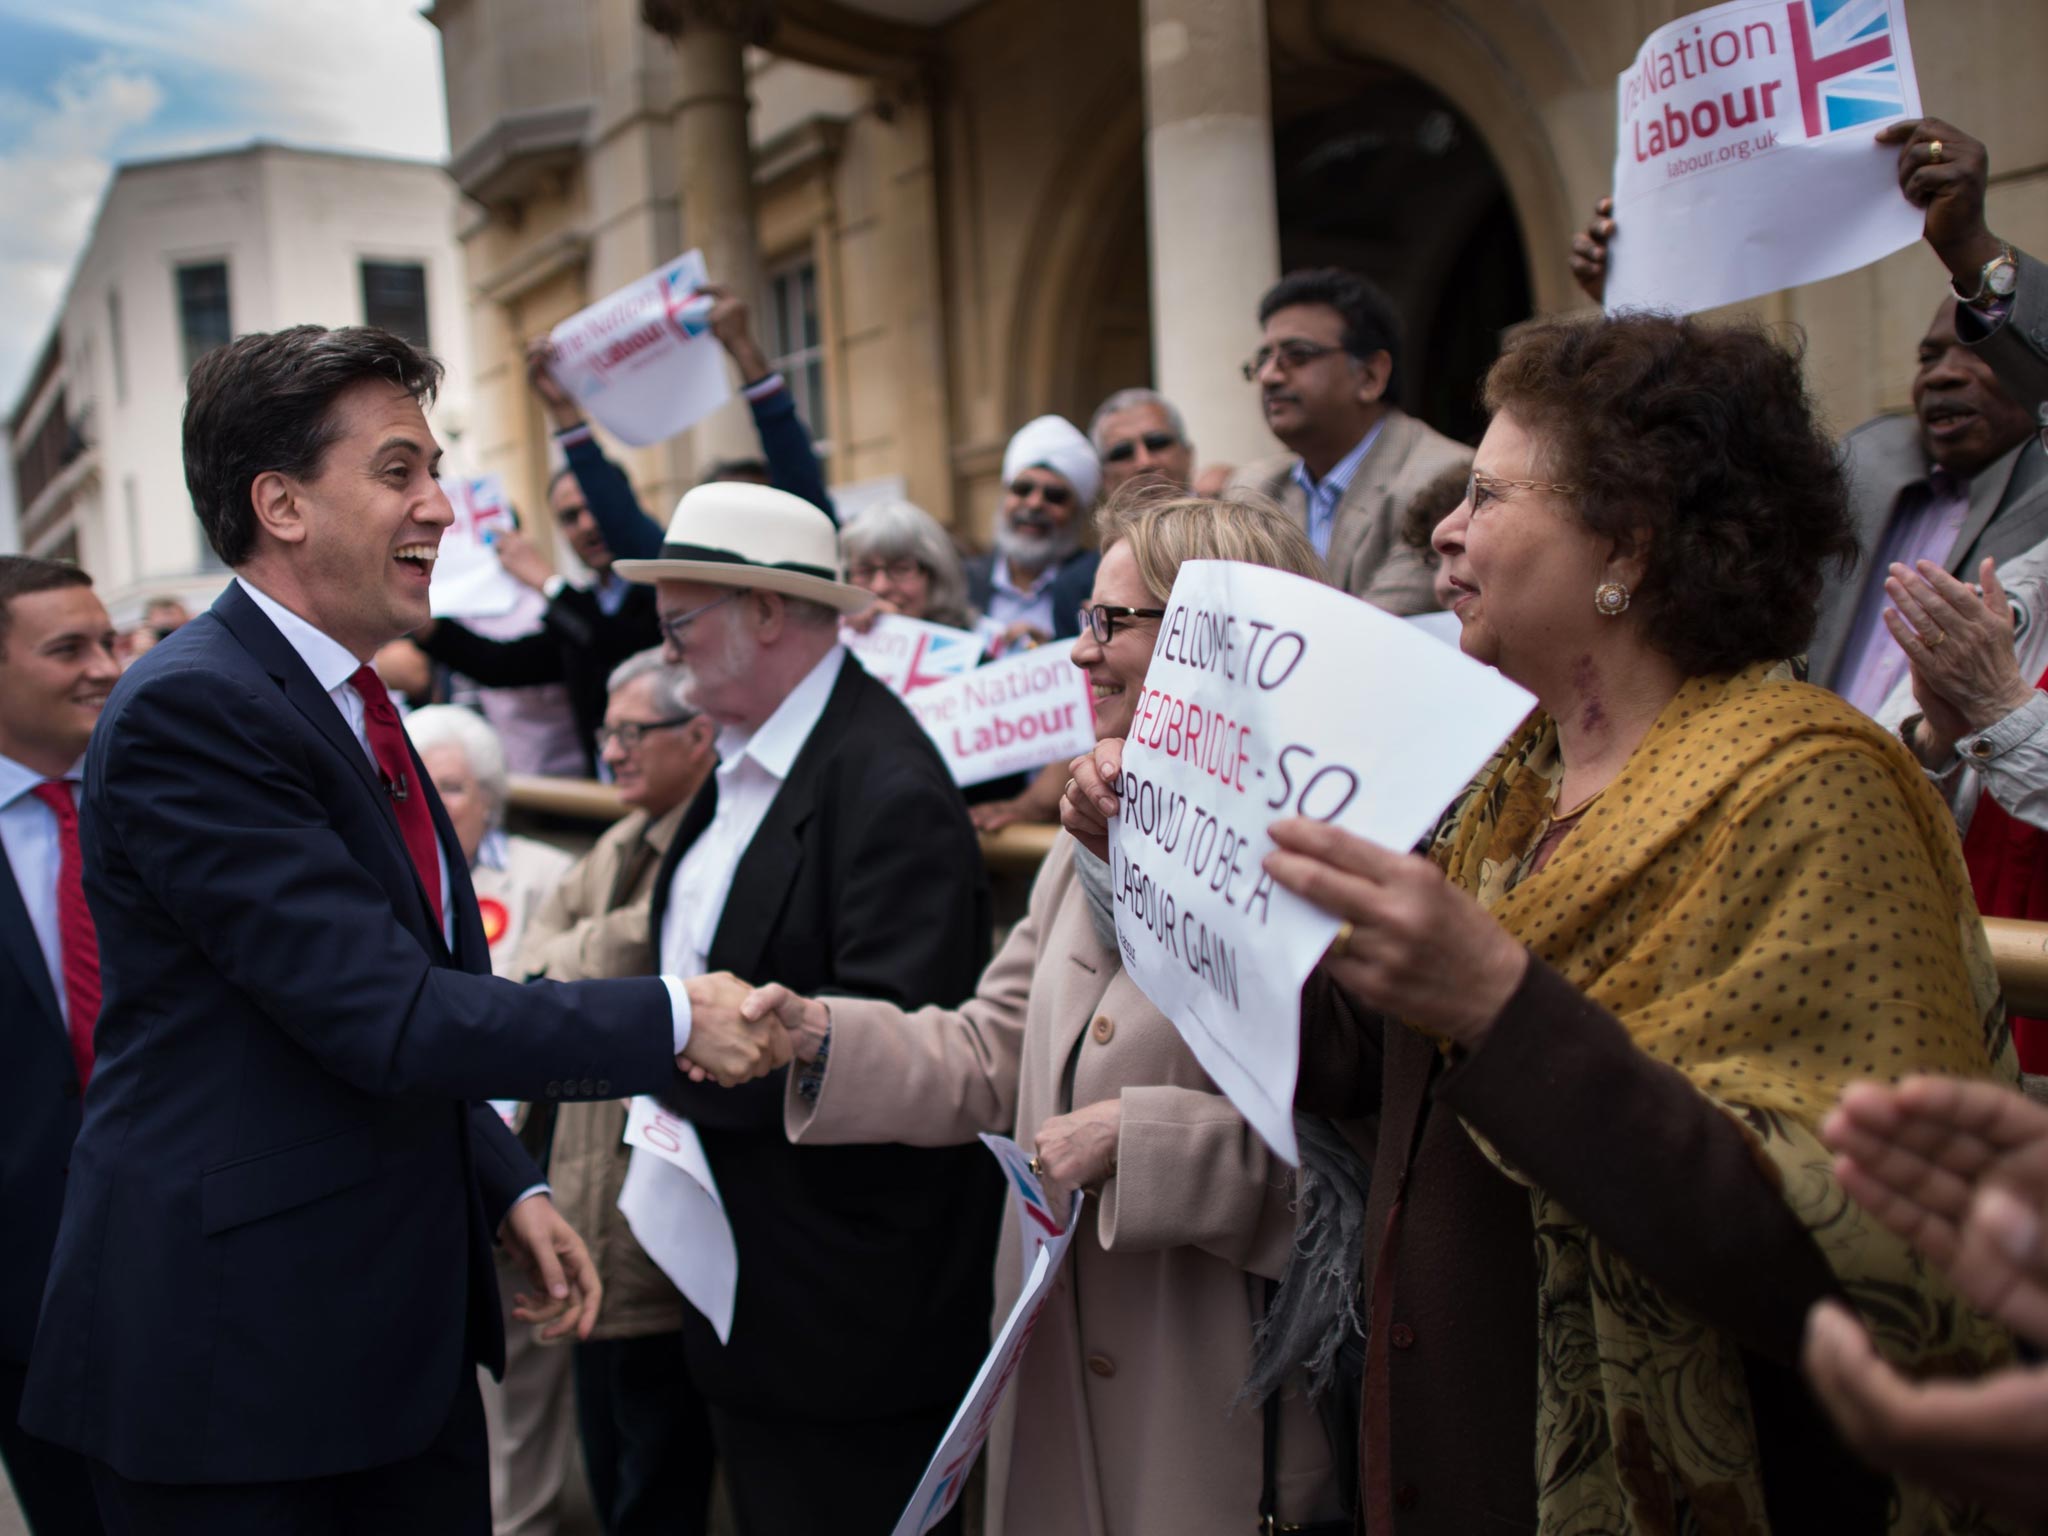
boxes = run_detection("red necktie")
[29,780,98,1087]
[348,666,445,931]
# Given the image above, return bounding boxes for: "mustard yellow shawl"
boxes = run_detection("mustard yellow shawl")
[1435,664,2019,1535]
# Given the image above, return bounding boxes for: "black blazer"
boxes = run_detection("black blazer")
[0,839,84,1366]
[21,582,679,1485]
[963,548,1101,642]
[419,580,660,775]
[652,654,1002,1420]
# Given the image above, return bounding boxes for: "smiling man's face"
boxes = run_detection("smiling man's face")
[1914,298,2036,478]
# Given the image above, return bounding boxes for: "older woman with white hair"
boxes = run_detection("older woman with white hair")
[403,704,580,1536]
[840,498,977,630]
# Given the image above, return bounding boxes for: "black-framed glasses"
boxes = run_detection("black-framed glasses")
[847,557,924,584]
[1102,431,1181,464]
[1079,603,1167,644]
[596,716,699,752]
[657,589,743,650]
[1241,340,1346,382]
[1008,477,1072,507]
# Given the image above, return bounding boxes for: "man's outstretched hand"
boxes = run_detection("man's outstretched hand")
[679,970,792,1087]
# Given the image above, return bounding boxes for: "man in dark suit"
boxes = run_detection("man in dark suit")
[611,483,1000,1536]
[20,325,789,1535]
[0,556,120,1536]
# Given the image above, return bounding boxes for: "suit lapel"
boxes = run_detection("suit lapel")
[1946,439,2028,573]
[1326,412,1408,581]
[0,839,62,1030]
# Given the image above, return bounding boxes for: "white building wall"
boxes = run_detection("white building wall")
[39,144,470,625]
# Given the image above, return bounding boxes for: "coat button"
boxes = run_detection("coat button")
[1091,1015,1115,1045]
[595,1080,610,1096]
[1390,1323,1415,1350]
[579,1078,597,1096]
[1086,1353,1116,1378]
[545,1081,562,1098]
[1395,1484,1419,1510]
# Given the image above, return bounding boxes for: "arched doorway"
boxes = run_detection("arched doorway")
[1271,66,1532,446]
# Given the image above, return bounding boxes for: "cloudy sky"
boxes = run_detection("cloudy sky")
[0,0,448,538]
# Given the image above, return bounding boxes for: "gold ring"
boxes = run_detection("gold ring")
[1927,139,1946,164]
[1028,1154,1044,1177]
[1925,628,1948,649]
[1329,920,1356,959]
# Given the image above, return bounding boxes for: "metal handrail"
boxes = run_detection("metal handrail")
[508,777,2048,1010]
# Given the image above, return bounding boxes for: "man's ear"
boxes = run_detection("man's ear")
[1353,350,1393,407]
[750,589,788,644]
[250,470,309,548]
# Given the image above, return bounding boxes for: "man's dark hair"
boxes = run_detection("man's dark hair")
[699,457,772,487]
[0,556,93,652]
[183,325,443,568]
[1258,268,1403,393]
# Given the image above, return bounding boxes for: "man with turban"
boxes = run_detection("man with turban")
[965,415,1102,655]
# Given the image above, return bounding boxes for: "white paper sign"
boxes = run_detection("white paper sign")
[899,639,1097,788]
[978,1132,1074,1289]
[845,613,985,696]
[617,1097,737,1343]
[1111,563,1534,1164]
[891,1193,1085,1536]
[428,473,524,620]
[548,251,733,447]
[1605,0,1922,316]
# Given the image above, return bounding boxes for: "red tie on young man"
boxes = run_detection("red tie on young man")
[349,665,444,930]
[29,779,99,1087]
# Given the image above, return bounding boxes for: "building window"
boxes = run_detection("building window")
[176,262,232,374]
[107,289,127,404]
[361,261,430,346]
[765,257,826,452]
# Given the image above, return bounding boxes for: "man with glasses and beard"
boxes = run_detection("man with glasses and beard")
[964,415,1103,655]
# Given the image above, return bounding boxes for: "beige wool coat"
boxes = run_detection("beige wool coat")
[1233,407,1472,615]
[786,835,1341,1536]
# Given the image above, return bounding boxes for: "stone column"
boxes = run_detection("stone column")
[1140,0,1281,474]
[643,0,773,466]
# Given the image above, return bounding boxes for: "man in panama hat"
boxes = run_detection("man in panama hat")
[614,483,1000,1535]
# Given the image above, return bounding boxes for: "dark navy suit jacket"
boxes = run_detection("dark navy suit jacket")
[21,582,677,1484]
[0,839,83,1368]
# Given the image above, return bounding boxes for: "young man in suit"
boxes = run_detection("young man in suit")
[0,556,119,1536]
[20,324,789,1536]
[1230,267,1471,614]
[613,485,1001,1536]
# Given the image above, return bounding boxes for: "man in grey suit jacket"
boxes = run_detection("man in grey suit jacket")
[1230,268,1470,613]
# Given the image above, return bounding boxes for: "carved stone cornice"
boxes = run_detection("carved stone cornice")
[640,0,778,42]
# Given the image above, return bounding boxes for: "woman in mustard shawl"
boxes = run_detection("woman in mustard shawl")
[1099,314,2019,1533]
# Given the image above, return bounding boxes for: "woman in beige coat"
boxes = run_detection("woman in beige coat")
[757,494,1346,1536]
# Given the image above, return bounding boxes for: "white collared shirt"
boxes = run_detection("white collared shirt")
[234,578,691,1055]
[0,749,81,1025]
[982,558,1059,646]
[659,645,845,1012]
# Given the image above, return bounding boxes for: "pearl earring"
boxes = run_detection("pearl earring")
[1594,581,1631,618]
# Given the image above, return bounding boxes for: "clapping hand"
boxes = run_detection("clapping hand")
[678,971,792,1087]
[1883,557,2032,761]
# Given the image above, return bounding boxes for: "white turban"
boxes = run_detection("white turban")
[1001,415,1101,507]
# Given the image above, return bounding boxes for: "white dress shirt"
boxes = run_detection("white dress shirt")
[979,559,1059,649]
[0,749,79,1023]
[659,644,846,1013]
[235,579,691,1050]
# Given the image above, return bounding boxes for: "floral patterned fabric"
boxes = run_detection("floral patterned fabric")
[1433,662,2020,1535]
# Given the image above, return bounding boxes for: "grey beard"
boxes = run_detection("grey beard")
[995,518,1079,573]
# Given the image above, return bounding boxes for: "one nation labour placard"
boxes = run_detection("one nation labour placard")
[1110,563,1533,1164]
[844,612,985,696]
[900,638,1098,789]
[1605,0,1922,316]
[548,250,733,447]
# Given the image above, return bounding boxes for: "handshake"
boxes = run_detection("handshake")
[676,972,833,1087]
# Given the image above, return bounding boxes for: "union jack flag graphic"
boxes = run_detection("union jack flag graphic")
[1787,0,1904,137]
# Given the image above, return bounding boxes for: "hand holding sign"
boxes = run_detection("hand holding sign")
[1029,1099,1121,1219]
[548,251,733,447]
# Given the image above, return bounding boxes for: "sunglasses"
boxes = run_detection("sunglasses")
[1078,603,1167,644]
[1008,478,1072,507]
[596,715,699,752]
[1102,431,1181,464]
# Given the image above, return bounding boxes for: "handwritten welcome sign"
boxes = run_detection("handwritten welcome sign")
[549,250,733,446]
[1111,562,1532,1163]
[1606,0,1922,315]
[900,639,1097,788]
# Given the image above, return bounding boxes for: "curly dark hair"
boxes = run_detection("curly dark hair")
[1258,268,1403,395]
[1482,313,1855,677]
[1399,462,1474,564]
[184,325,443,568]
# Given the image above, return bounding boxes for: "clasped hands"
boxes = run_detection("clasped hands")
[677,971,798,1086]
[1061,739,1528,1044]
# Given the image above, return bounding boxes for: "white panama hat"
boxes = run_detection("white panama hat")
[613,481,872,613]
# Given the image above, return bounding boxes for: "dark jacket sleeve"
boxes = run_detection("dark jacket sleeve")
[747,379,836,524]
[1296,966,1385,1120]
[1435,957,1840,1364]
[1957,248,2048,415]
[416,619,565,688]
[562,434,666,560]
[469,1103,545,1231]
